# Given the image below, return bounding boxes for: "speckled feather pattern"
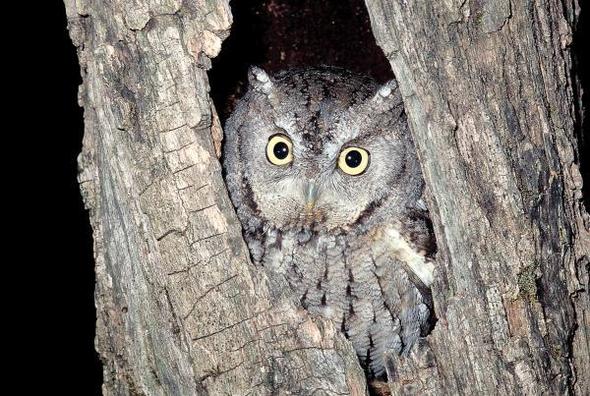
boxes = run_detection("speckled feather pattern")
[223,67,435,377]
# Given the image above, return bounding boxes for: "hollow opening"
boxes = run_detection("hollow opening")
[208,0,394,121]
[208,0,438,388]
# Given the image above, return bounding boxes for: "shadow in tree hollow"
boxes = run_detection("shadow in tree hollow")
[209,0,394,122]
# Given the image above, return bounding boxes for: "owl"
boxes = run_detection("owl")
[222,66,435,381]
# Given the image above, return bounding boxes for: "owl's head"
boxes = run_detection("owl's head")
[223,67,423,234]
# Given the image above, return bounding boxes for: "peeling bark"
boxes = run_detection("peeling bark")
[64,0,588,394]
[365,0,589,394]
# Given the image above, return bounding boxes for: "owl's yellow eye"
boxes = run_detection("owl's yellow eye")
[338,147,370,175]
[266,134,294,165]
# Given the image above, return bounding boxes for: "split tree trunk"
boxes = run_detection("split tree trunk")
[64,0,589,395]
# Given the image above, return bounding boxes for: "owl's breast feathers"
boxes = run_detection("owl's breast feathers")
[254,209,435,378]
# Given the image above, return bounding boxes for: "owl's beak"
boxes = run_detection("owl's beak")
[304,182,319,210]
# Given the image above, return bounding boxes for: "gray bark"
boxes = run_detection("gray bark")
[365,0,590,395]
[64,0,589,395]
[64,1,366,395]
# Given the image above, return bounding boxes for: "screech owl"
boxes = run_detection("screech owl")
[222,66,435,380]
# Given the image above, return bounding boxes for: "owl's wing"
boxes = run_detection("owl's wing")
[379,210,437,345]
[380,221,441,391]
[396,207,436,313]
[382,215,435,289]
[353,247,432,378]
[397,207,436,259]
[376,251,433,351]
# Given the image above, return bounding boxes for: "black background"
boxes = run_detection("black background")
[32,0,586,393]
[32,2,102,393]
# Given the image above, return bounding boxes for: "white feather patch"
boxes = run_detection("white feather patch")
[384,227,434,286]
[416,199,428,211]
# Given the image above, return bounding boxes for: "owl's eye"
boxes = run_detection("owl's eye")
[338,147,370,175]
[266,134,294,165]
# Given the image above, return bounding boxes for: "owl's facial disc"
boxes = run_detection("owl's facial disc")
[226,68,422,233]
[256,133,386,231]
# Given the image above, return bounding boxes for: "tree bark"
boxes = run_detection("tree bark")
[365,0,589,395]
[64,1,366,395]
[64,0,589,395]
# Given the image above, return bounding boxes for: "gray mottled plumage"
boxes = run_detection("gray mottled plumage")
[223,66,435,378]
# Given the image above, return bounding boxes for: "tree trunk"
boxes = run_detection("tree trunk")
[364,1,589,395]
[64,0,589,395]
[64,1,366,394]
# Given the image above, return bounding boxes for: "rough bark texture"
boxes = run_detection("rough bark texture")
[64,0,589,394]
[365,1,590,395]
[64,1,366,394]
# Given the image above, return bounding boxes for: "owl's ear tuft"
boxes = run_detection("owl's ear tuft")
[248,66,274,95]
[370,79,402,113]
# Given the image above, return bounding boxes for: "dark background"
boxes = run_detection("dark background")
[35,2,102,393]
[38,0,586,393]
[209,0,393,120]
